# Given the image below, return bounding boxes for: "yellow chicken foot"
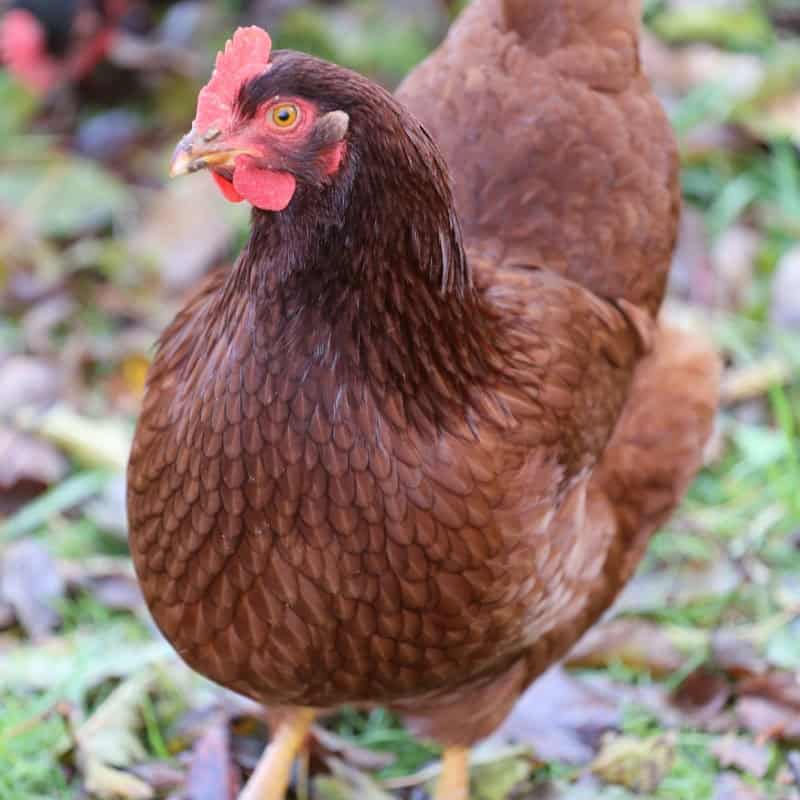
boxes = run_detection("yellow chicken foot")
[435,746,470,800]
[239,708,316,800]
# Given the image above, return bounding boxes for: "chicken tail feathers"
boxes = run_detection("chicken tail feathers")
[594,324,721,589]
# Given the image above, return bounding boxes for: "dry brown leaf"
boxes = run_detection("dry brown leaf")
[0,428,67,487]
[670,208,713,304]
[772,246,800,330]
[735,697,800,744]
[739,672,800,708]
[712,630,770,680]
[0,427,68,514]
[615,559,741,615]
[85,475,129,539]
[0,601,15,631]
[713,772,767,800]
[567,619,685,677]
[0,355,61,417]
[672,666,732,723]
[60,557,143,613]
[497,667,619,765]
[0,539,65,639]
[186,717,240,800]
[711,226,761,311]
[711,736,772,779]
[128,762,185,794]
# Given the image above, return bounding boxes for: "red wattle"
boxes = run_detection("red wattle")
[212,172,244,203]
[232,157,297,212]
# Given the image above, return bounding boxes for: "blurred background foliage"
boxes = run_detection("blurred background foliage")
[1,1,800,799]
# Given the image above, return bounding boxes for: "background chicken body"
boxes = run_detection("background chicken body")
[1,1,798,799]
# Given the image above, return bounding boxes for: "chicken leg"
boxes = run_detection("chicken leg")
[435,747,470,800]
[239,708,316,800]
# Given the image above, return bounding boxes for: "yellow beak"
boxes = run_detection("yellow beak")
[169,130,256,178]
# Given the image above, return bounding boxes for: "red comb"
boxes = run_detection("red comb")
[0,9,58,92]
[195,26,273,132]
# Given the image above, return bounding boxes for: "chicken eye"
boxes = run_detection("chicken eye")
[271,103,300,129]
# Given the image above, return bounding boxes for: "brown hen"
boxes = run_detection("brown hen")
[127,4,720,799]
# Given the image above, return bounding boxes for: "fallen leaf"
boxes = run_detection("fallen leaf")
[0,355,61,416]
[739,672,800,709]
[735,672,800,744]
[712,736,773,778]
[60,557,143,613]
[128,762,185,794]
[615,559,741,615]
[566,619,686,678]
[0,627,171,696]
[20,295,76,350]
[711,226,760,311]
[497,667,619,765]
[0,427,68,514]
[76,672,152,767]
[0,538,65,639]
[671,666,732,723]
[711,630,769,681]
[73,671,162,799]
[772,246,800,330]
[83,759,155,800]
[186,717,239,800]
[17,406,132,472]
[788,751,800,787]
[585,675,686,730]
[735,698,800,743]
[713,772,767,800]
[669,207,713,304]
[0,601,15,630]
[0,427,67,485]
[590,733,676,793]
[84,475,129,539]
[470,754,533,800]
[721,357,793,405]
[529,774,636,800]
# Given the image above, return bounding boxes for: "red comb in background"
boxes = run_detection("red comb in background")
[195,26,273,132]
[0,9,58,92]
